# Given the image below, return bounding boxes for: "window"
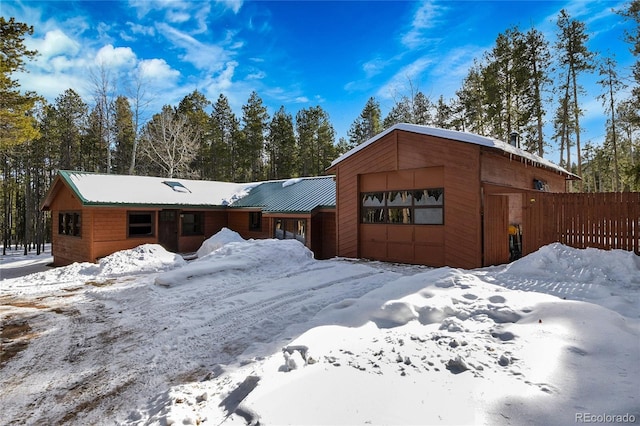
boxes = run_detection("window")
[249,211,262,231]
[181,212,203,236]
[533,179,549,191]
[274,218,306,244]
[58,212,81,237]
[360,188,444,225]
[162,181,191,193]
[128,212,154,237]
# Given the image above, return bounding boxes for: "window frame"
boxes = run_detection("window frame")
[58,211,82,237]
[249,211,263,232]
[127,211,155,238]
[274,218,307,244]
[360,188,444,225]
[181,211,204,236]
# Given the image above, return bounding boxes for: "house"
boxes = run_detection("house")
[326,123,577,268]
[40,171,336,266]
[42,124,578,269]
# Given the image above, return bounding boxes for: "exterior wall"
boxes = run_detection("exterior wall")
[50,184,92,266]
[178,210,228,253]
[91,207,159,262]
[311,210,336,260]
[480,150,567,193]
[332,130,483,268]
[227,210,271,240]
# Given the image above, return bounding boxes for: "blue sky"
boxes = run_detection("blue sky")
[3,0,635,163]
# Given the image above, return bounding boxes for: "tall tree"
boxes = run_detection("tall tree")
[138,105,198,178]
[523,27,552,156]
[240,91,269,182]
[53,89,88,170]
[210,94,240,181]
[0,17,39,150]
[296,106,335,176]
[126,68,153,174]
[112,96,136,175]
[90,62,117,173]
[456,62,487,135]
[267,106,297,179]
[348,96,382,146]
[556,9,596,188]
[618,0,640,122]
[597,55,627,191]
[177,90,211,179]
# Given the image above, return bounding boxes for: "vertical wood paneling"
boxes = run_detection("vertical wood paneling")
[483,195,509,266]
[523,192,640,255]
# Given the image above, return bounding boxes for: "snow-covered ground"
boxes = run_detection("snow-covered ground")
[1,229,639,425]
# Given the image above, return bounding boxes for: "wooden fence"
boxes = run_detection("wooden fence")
[522,192,640,256]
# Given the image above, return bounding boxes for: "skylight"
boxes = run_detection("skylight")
[162,181,191,193]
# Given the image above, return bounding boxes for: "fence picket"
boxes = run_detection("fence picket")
[523,192,640,256]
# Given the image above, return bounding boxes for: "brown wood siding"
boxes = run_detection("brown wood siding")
[523,192,640,255]
[227,210,271,240]
[483,195,510,266]
[334,133,399,258]
[310,210,336,259]
[481,150,567,192]
[334,129,483,268]
[49,184,91,265]
[91,208,158,261]
[178,210,228,253]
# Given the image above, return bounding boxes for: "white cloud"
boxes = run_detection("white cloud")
[156,22,233,72]
[126,22,156,37]
[401,1,446,49]
[219,0,243,14]
[138,58,180,81]
[376,57,433,100]
[95,45,137,68]
[31,29,81,62]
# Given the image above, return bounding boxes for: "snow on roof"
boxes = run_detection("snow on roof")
[329,123,577,178]
[53,171,255,208]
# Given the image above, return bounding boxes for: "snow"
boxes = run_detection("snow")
[60,171,254,206]
[282,178,302,188]
[330,123,576,178]
[1,234,639,425]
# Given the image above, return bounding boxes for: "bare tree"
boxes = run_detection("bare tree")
[89,62,117,173]
[126,68,154,175]
[138,106,199,178]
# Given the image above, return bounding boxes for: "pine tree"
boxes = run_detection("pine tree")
[556,9,596,188]
[53,89,88,170]
[210,94,240,181]
[267,106,297,179]
[0,17,39,150]
[296,106,335,176]
[177,90,211,179]
[433,95,452,129]
[523,28,552,156]
[112,96,136,174]
[597,55,627,191]
[456,62,487,135]
[618,0,640,123]
[348,96,382,146]
[383,96,413,129]
[240,91,269,182]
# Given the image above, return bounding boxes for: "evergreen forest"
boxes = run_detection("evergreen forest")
[2,2,640,254]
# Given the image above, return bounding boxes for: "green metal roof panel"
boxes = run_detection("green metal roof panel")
[230,176,336,213]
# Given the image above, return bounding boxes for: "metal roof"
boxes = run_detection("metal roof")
[230,176,336,213]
